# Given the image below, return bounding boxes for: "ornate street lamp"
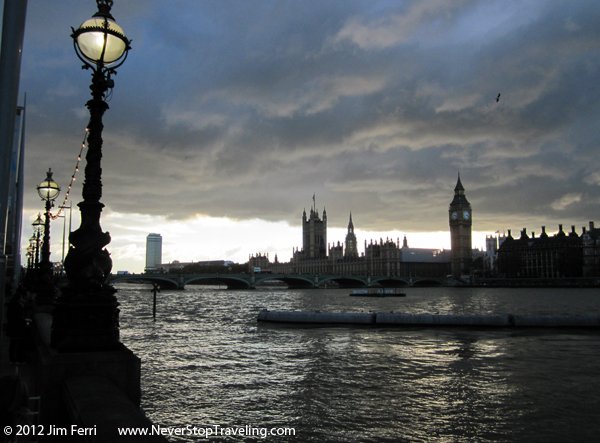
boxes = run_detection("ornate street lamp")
[27,234,37,271]
[37,168,60,280]
[26,244,33,271]
[53,0,131,351]
[31,214,44,271]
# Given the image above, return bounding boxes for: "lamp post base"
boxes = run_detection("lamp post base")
[50,285,120,352]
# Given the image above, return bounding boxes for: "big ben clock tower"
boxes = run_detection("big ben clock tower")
[449,174,472,277]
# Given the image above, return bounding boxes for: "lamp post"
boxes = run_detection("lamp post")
[32,213,43,273]
[52,0,130,351]
[37,168,61,281]
[26,243,33,271]
[27,234,38,272]
[27,236,36,282]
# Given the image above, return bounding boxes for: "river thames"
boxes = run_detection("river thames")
[115,285,600,442]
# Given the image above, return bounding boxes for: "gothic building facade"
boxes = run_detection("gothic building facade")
[298,201,327,260]
[258,194,453,279]
[496,222,600,279]
[582,222,600,277]
[449,175,472,277]
[345,213,359,258]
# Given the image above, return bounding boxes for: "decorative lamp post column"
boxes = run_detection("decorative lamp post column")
[32,213,44,272]
[37,168,61,281]
[52,0,131,351]
[26,241,34,271]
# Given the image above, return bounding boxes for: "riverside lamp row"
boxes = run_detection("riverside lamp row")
[36,168,60,287]
[52,0,131,351]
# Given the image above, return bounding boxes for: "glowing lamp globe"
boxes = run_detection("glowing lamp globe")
[72,1,130,68]
[32,213,44,232]
[37,169,61,202]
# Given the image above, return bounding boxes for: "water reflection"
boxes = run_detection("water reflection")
[118,285,600,442]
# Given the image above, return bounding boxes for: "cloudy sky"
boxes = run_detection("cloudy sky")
[12,0,600,272]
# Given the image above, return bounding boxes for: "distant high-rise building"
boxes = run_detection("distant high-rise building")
[449,174,472,277]
[145,233,162,272]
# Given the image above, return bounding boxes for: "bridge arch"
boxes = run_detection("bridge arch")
[111,272,446,290]
[254,274,316,289]
[111,275,181,290]
[184,275,253,289]
[370,277,410,288]
[317,275,367,288]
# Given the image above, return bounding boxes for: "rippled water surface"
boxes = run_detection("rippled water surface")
[116,285,600,442]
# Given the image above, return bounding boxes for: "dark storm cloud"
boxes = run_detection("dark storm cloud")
[19,0,600,235]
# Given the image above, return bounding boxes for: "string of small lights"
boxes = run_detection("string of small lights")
[49,128,88,220]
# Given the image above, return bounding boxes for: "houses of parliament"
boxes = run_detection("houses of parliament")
[249,176,473,279]
[249,175,600,282]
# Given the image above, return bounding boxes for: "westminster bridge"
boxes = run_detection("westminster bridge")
[109,272,447,290]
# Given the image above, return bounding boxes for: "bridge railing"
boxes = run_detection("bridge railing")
[110,273,444,289]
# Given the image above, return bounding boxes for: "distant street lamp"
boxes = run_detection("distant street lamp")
[37,168,60,281]
[31,213,44,272]
[27,234,38,272]
[26,243,33,271]
[53,0,131,350]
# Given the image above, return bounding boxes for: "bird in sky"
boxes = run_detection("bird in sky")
[496,93,501,102]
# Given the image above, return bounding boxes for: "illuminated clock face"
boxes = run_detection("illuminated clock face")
[451,211,458,220]
[463,210,470,220]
